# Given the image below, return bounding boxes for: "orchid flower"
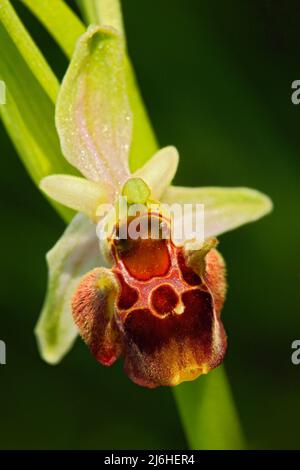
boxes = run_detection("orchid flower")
[35,25,272,389]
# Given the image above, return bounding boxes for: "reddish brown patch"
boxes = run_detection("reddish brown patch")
[119,238,171,281]
[205,249,226,317]
[115,271,139,310]
[177,250,202,286]
[124,289,213,355]
[151,284,179,315]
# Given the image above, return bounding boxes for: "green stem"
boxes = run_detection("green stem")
[76,0,125,36]
[175,366,245,449]
[22,0,85,57]
[0,0,59,102]
[76,0,98,26]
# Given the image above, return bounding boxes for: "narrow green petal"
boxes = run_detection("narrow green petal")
[134,146,179,199]
[35,214,102,364]
[174,367,245,450]
[0,0,76,221]
[56,25,132,191]
[22,0,85,58]
[162,186,272,239]
[40,174,111,220]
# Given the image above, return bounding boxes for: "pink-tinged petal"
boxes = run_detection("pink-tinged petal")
[72,268,123,366]
[56,26,132,197]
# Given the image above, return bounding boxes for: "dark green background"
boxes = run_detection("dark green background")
[0,0,299,449]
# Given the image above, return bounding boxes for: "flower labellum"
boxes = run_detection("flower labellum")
[72,209,227,388]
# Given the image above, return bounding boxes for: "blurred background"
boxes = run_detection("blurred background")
[0,0,300,449]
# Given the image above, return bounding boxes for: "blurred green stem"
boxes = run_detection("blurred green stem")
[22,0,85,57]
[175,366,245,449]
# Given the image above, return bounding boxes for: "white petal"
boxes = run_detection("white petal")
[40,174,110,221]
[162,186,273,240]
